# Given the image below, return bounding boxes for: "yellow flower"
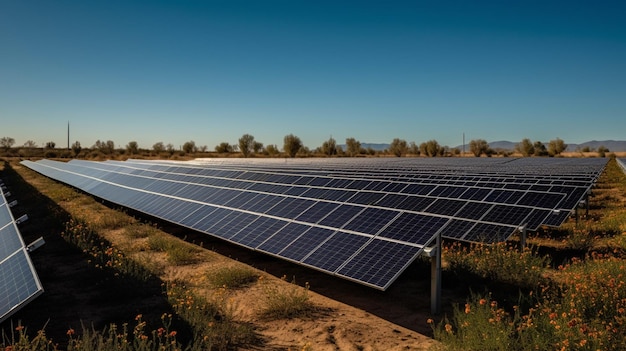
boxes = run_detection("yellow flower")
[445,324,453,333]
[465,303,471,314]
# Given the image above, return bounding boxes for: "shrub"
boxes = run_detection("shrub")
[208,266,258,289]
[444,242,550,288]
[258,275,316,320]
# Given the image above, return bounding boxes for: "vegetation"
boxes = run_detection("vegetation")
[238,133,255,158]
[388,138,408,157]
[182,140,197,154]
[469,139,489,157]
[420,139,443,157]
[345,137,362,156]
[319,136,338,156]
[516,138,535,157]
[548,138,566,156]
[283,134,302,158]
[258,276,316,320]
[1,136,16,151]
[207,266,259,289]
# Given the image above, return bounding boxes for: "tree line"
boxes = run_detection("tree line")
[0,135,611,159]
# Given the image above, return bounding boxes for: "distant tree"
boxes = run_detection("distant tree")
[345,137,362,157]
[420,140,441,157]
[153,142,165,154]
[283,134,302,158]
[166,143,175,155]
[299,145,311,157]
[469,139,489,157]
[93,140,114,154]
[516,138,535,157]
[45,141,56,149]
[253,141,264,154]
[71,141,82,156]
[320,136,337,156]
[409,141,420,156]
[23,140,37,148]
[126,141,139,155]
[0,137,15,151]
[548,138,566,156]
[238,134,255,158]
[598,145,609,157]
[533,141,548,156]
[198,145,208,153]
[215,142,234,153]
[182,140,196,154]
[581,146,592,153]
[388,138,408,157]
[265,144,280,157]
[366,147,377,156]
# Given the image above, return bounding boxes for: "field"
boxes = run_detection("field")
[1,157,626,350]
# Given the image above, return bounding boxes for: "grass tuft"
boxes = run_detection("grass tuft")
[207,266,259,289]
[258,275,316,320]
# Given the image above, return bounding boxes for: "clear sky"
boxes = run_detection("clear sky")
[1,0,625,150]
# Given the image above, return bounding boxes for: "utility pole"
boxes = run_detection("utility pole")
[67,121,70,150]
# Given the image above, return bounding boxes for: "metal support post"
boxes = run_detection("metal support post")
[430,231,442,315]
[585,192,590,218]
[519,224,527,249]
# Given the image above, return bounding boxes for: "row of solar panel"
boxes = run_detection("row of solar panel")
[173,157,608,179]
[112,159,596,214]
[24,157,606,290]
[40,159,556,231]
[112,160,578,228]
[0,178,43,324]
[23,160,459,289]
[116,159,598,190]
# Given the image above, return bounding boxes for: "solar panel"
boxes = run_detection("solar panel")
[20,157,607,291]
[0,180,44,323]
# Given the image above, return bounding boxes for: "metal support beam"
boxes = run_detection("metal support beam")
[518,224,527,249]
[430,231,442,315]
[27,237,46,253]
[585,192,590,218]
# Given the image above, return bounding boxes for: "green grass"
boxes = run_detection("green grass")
[207,266,259,289]
[146,234,200,265]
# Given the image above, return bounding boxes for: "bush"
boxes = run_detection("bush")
[444,242,550,288]
[258,275,316,320]
[208,266,258,289]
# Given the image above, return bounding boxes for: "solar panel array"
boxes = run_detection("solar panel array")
[22,157,606,290]
[0,178,44,323]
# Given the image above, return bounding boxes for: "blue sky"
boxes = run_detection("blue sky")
[1,1,625,150]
